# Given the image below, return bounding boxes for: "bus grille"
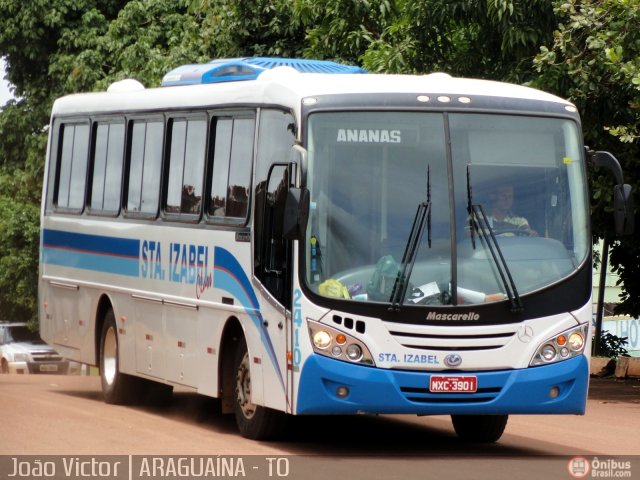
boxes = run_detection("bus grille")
[399,385,502,404]
[385,323,517,352]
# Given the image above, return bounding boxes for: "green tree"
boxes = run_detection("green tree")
[0,0,191,322]
[0,168,41,321]
[75,0,200,90]
[292,0,398,65]
[360,0,556,79]
[0,0,114,321]
[193,0,307,59]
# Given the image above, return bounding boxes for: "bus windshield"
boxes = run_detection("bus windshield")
[304,111,589,306]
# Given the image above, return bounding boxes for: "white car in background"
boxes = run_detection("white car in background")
[0,322,69,374]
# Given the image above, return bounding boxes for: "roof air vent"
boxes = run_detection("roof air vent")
[161,57,366,87]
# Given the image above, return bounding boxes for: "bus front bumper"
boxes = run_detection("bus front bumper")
[296,354,588,415]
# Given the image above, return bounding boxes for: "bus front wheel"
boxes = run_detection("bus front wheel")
[451,414,508,443]
[233,339,286,440]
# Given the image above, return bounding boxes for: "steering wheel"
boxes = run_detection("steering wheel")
[494,228,533,237]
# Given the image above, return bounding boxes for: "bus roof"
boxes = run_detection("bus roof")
[51,68,573,119]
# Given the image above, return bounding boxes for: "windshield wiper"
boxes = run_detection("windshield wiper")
[466,168,524,313]
[389,201,432,311]
[390,166,432,311]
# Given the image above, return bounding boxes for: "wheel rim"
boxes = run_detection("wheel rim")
[103,326,117,386]
[236,351,256,419]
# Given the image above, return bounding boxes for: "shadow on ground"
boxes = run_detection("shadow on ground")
[588,376,640,403]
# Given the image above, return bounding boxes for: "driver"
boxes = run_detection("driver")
[487,184,538,236]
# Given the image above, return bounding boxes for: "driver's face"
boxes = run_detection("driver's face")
[492,185,514,211]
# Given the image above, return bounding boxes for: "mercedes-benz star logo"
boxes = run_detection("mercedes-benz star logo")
[517,325,534,343]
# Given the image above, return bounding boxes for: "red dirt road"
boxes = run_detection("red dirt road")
[0,375,639,479]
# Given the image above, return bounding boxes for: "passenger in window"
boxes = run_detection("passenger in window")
[181,184,201,214]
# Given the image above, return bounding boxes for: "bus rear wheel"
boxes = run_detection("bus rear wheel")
[233,339,286,440]
[451,414,508,443]
[99,309,143,404]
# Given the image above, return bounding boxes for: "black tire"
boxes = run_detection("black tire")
[99,309,143,404]
[451,414,509,443]
[233,338,286,440]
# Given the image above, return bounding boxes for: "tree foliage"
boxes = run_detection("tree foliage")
[366,0,557,80]
[193,0,307,59]
[0,0,639,320]
[0,168,41,321]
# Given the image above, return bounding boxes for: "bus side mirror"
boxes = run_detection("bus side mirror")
[613,183,634,236]
[586,150,635,236]
[283,187,310,240]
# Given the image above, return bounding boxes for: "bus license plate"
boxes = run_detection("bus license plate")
[429,376,477,393]
[39,364,58,372]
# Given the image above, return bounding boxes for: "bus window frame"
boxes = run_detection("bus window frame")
[204,109,257,228]
[122,114,166,221]
[51,118,91,215]
[86,115,126,218]
[161,112,209,224]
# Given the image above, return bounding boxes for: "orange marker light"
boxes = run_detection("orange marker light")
[556,335,567,346]
[336,334,347,345]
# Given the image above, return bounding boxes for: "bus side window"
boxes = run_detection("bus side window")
[88,120,125,215]
[207,115,255,224]
[125,119,164,216]
[165,116,207,217]
[55,122,90,212]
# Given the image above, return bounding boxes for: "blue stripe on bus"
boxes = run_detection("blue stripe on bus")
[41,230,287,404]
[42,229,140,277]
[213,246,287,398]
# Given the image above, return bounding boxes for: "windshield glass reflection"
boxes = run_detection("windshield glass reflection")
[304,112,589,307]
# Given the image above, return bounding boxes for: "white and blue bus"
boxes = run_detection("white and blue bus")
[39,57,633,441]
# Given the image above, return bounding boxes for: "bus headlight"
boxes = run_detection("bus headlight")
[313,331,332,349]
[530,324,588,367]
[568,332,585,352]
[346,344,363,361]
[541,344,557,362]
[308,320,375,366]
